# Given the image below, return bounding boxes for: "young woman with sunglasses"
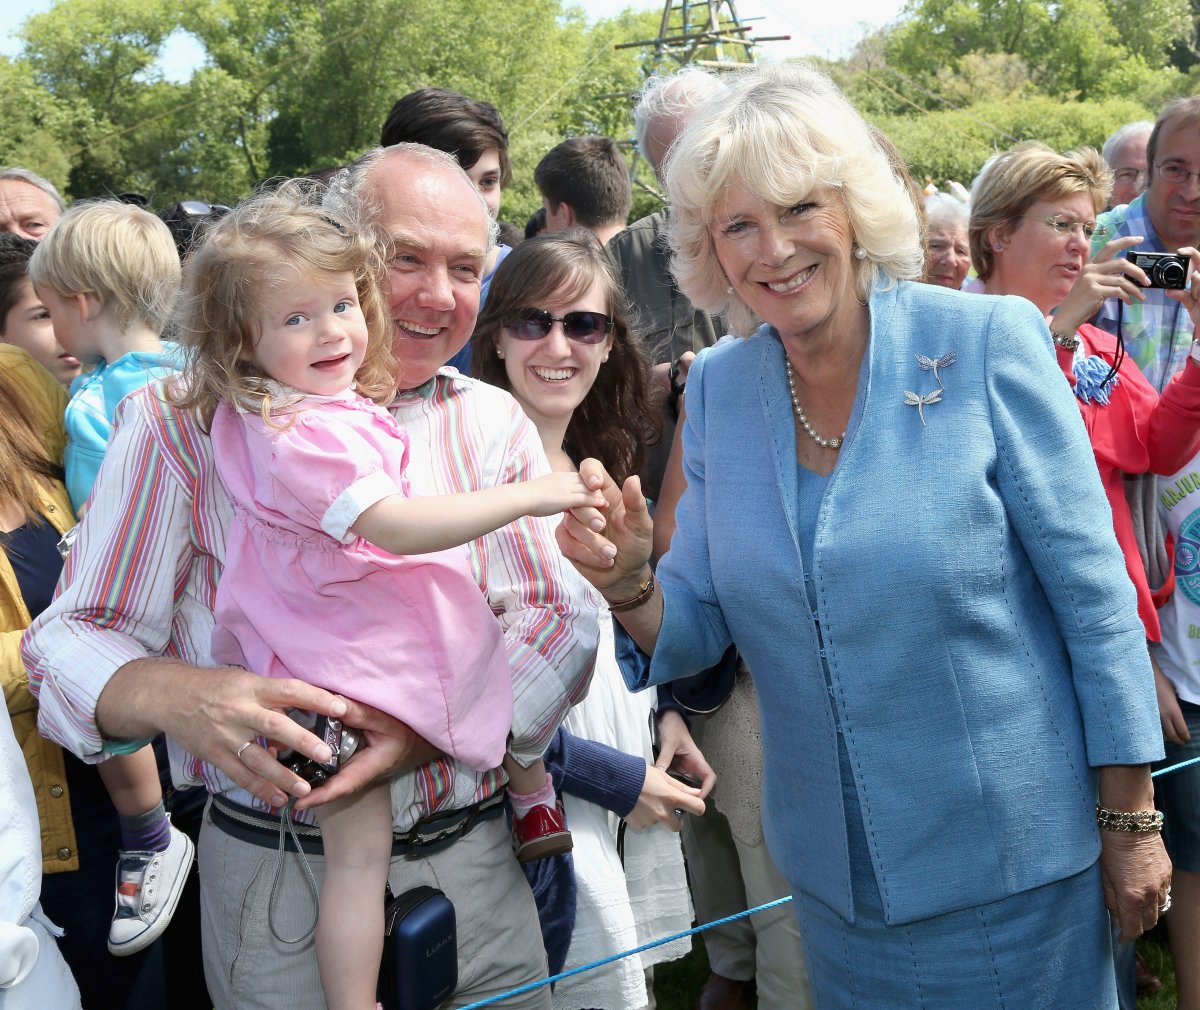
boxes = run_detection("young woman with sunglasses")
[971,141,1200,645]
[473,231,705,1009]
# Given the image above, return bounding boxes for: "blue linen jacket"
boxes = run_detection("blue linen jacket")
[641,280,1163,926]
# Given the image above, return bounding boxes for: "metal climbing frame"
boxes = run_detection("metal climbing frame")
[615,0,790,72]
[613,1,789,195]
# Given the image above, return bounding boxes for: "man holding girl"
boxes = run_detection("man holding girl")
[22,144,597,1009]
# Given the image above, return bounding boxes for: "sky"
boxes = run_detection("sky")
[0,0,909,73]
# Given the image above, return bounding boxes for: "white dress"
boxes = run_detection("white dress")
[552,602,694,1010]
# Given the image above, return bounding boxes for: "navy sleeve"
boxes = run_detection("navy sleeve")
[542,727,647,818]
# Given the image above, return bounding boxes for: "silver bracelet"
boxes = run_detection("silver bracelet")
[1050,327,1081,352]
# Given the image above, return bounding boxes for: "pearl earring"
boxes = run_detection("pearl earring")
[496,347,505,359]
[854,246,867,260]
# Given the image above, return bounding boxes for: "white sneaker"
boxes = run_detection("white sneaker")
[107,820,195,956]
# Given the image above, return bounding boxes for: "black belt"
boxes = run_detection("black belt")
[209,791,506,860]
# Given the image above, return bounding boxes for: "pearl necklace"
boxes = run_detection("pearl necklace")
[785,358,844,450]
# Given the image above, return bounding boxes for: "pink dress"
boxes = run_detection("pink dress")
[209,390,512,772]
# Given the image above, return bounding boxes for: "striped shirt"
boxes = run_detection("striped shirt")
[22,369,599,830]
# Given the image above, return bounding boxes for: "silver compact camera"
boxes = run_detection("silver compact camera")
[277,710,361,786]
[1126,250,1188,290]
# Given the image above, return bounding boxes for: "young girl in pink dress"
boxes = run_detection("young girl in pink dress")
[172,185,601,1010]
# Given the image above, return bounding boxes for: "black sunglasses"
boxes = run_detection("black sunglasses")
[505,308,612,344]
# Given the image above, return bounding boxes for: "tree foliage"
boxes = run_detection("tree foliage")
[2,0,1199,224]
[815,0,1200,194]
[3,0,657,221]
[883,0,1193,101]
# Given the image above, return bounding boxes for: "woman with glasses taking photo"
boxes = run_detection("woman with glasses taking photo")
[970,140,1200,644]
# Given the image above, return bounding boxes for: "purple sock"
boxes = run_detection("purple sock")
[118,801,171,852]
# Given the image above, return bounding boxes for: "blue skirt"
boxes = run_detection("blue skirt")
[791,741,1118,1009]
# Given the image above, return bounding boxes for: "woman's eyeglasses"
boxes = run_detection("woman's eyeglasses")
[505,308,612,344]
[1034,215,1106,241]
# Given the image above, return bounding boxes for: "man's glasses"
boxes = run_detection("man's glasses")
[1112,168,1147,186]
[505,308,612,344]
[1033,215,1106,241]
[1155,162,1200,186]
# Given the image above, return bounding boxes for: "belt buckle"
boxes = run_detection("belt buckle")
[404,805,472,861]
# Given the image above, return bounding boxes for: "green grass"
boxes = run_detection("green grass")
[651,932,1178,1009]
[652,939,709,1010]
[653,939,761,1010]
[1138,933,1177,1010]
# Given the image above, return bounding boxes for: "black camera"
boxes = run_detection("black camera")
[277,710,362,786]
[1126,250,1189,290]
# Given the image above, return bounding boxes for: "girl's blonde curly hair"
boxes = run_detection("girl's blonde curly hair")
[171,179,395,426]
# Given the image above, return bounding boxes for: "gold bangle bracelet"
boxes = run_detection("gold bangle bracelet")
[1095,804,1164,833]
[608,572,656,613]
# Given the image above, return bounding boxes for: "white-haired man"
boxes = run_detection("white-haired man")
[0,167,65,240]
[1102,121,1153,209]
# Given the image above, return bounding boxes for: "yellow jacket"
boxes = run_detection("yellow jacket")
[0,346,78,873]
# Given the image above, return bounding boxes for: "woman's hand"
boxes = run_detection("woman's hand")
[625,763,706,830]
[1165,246,1200,329]
[1097,764,1172,942]
[1099,830,1172,942]
[1051,235,1148,335]
[556,458,654,598]
[654,708,716,797]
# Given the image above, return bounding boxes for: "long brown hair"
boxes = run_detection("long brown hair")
[0,376,60,526]
[471,231,659,485]
[171,180,396,427]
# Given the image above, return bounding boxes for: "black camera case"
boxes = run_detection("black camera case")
[378,885,457,1010]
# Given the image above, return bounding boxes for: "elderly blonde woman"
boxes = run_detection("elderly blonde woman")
[557,62,1170,1008]
[922,192,971,289]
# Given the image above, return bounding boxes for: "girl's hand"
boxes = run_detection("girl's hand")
[625,764,705,830]
[524,471,607,517]
[1052,235,1148,335]
[1165,247,1200,329]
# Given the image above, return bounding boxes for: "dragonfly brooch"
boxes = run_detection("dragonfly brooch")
[916,351,956,389]
[903,388,943,426]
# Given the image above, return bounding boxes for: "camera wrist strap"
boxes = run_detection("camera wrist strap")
[267,797,321,945]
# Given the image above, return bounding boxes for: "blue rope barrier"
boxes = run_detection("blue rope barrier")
[1153,754,1200,778]
[459,895,795,1010]
[459,754,1200,1009]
